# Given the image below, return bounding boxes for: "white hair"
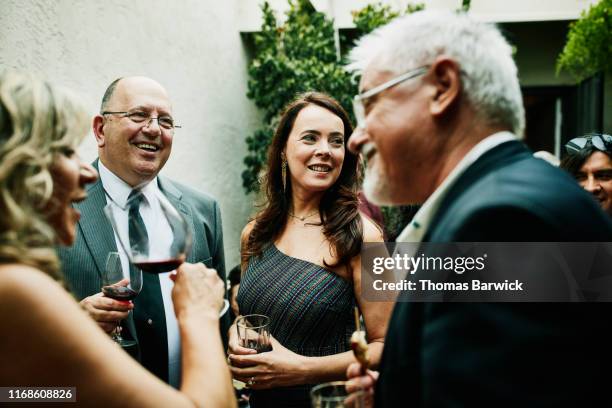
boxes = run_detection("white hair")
[348,10,525,137]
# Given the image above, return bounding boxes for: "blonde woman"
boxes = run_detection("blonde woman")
[0,70,235,407]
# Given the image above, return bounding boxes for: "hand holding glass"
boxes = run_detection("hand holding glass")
[236,314,272,353]
[102,251,142,347]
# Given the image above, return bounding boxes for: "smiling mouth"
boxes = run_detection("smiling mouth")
[308,164,332,173]
[134,143,160,152]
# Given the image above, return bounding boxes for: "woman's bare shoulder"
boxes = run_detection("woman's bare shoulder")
[361,214,384,243]
[0,263,61,299]
[0,263,77,327]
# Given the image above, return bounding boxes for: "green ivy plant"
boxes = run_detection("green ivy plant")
[557,0,611,82]
[352,2,424,35]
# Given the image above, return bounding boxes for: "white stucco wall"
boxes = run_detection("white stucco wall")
[0,0,261,268]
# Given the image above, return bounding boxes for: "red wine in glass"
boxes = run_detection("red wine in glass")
[103,252,142,348]
[134,258,184,274]
[102,285,139,301]
[104,188,192,275]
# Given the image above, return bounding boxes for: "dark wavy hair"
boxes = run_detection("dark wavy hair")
[243,92,362,272]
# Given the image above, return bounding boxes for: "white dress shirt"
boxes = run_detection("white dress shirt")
[98,160,181,388]
[396,131,518,243]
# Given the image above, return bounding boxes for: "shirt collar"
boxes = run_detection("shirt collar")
[396,131,517,242]
[98,160,160,209]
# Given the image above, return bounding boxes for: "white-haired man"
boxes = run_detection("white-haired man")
[346,10,612,407]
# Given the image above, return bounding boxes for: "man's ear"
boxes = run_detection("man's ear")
[92,115,106,147]
[429,56,461,117]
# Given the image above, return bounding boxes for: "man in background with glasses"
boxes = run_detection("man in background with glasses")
[561,133,612,216]
[58,76,228,388]
[345,10,612,407]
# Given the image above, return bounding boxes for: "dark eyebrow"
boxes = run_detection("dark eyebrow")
[595,169,612,176]
[300,130,344,137]
[128,105,149,112]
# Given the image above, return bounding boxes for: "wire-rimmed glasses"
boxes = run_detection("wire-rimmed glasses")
[352,65,429,129]
[102,111,181,130]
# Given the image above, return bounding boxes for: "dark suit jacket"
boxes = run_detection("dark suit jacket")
[57,161,229,382]
[376,141,612,407]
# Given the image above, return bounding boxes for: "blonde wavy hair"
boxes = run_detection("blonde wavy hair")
[0,70,90,278]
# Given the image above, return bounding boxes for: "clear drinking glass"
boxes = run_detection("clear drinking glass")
[236,314,272,353]
[102,251,142,348]
[310,381,365,408]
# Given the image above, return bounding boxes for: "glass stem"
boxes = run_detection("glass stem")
[113,322,124,342]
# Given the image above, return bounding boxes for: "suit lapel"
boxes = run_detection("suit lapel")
[79,163,139,346]
[76,179,117,280]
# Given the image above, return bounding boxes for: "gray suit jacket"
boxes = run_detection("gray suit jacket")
[57,161,228,354]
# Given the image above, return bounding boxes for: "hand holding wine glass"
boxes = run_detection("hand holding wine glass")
[170,262,225,320]
[102,251,142,347]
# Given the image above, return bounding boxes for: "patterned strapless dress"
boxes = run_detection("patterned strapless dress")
[237,244,357,408]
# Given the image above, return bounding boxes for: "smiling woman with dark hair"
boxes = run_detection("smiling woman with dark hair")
[227,92,393,408]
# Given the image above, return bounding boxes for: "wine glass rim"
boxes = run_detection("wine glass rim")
[310,381,364,402]
[236,314,270,329]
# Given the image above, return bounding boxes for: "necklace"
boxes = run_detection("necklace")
[288,210,319,222]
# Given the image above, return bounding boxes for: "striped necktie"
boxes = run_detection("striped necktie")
[129,190,169,383]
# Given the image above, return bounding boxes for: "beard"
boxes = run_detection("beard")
[362,166,395,206]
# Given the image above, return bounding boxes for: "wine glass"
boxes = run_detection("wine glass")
[102,251,142,348]
[236,314,272,353]
[104,188,193,274]
[310,381,365,408]
[104,188,229,316]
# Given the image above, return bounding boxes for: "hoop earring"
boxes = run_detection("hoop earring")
[282,159,287,192]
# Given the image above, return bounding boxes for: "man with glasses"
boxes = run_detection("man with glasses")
[561,133,612,216]
[345,10,612,407]
[58,76,228,387]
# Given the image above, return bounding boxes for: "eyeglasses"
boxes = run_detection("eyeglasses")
[102,111,181,131]
[352,65,429,129]
[565,134,612,155]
